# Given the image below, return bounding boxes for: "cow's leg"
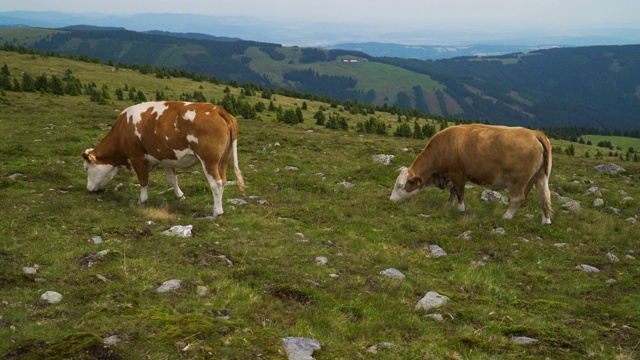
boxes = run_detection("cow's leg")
[447,188,456,205]
[504,182,527,220]
[130,158,150,203]
[200,160,225,219]
[450,173,466,211]
[163,166,185,200]
[535,173,552,225]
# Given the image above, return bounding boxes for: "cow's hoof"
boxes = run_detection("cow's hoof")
[178,195,186,201]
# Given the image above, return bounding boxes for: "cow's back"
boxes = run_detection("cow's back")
[111,101,233,162]
[429,124,545,185]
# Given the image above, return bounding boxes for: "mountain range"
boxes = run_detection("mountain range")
[0,21,639,130]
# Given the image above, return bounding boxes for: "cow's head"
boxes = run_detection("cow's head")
[390,166,425,202]
[82,149,119,192]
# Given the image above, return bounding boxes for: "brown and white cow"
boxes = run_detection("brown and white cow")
[82,101,245,219]
[390,124,553,224]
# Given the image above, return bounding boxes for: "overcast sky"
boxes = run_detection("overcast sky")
[3,0,639,32]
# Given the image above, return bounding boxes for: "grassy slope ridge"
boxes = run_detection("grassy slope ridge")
[0,52,639,359]
[3,27,640,130]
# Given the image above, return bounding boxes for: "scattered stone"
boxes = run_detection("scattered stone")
[196,286,209,296]
[329,273,339,278]
[554,193,581,211]
[41,291,63,304]
[627,254,637,260]
[605,252,620,263]
[619,190,628,196]
[623,196,634,202]
[429,244,447,257]
[22,267,37,274]
[593,198,604,207]
[626,217,637,224]
[91,236,103,244]
[96,274,108,283]
[284,166,299,171]
[227,198,248,206]
[103,335,121,346]
[576,264,600,273]
[585,187,602,197]
[459,230,472,240]
[8,173,24,180]
[419,214,431,220]
[373,154,394,165]
[316,256,328,265]
[512,336,538,344]
[605,206,621,215]
[554,243,567,248]
[415,291,450,311]
[336,181,354,188]
[295,232,305,238]
[282,337,321,360]
[113,183,124,192]
[162,225,193,237]
[593,164,626,174]
[517,237,530,243]
[606,278,617,284]
[426,313,444,322]
[480,190,508,204]
[492,227,506,235]
[96,249,110,258]
[379,268,406,279]
[367,342,397,353]
[156,279,181,293]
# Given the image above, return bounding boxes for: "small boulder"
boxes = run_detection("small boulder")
[593,164,625,174]
[380,268,406,279]
[41,291,63,304]
[415,291,450,311]
[156,279,181,293]
[282,337,321,360]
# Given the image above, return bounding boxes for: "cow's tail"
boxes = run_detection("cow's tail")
[525,131,553,219]
[219,107,246,194]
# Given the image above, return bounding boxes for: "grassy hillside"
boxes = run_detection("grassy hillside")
[4,27,640,131]
[1,53,639,359]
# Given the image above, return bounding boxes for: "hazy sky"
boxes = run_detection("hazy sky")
[3,0,639,31]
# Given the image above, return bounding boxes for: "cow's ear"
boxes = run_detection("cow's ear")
[408,175,424,187]
[82,151,95,163]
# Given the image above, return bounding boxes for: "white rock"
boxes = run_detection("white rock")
[22,267,37,274]
[576,264,600,273]
[459,230,472,240]
[337,181,354,188]
[605,252,620,263]
[426,313,444,322]
[593,198,604,207]
[91,236,103,244]
[282,337,321,360]
[162,225,193,237]
[373,154,394,165]
[284,166,299,171]
[512,336,538,344]
[227,198,248,205]
[41,291,63,304]
[103,335,121,345]
[429,244,447,257]
[315,256,328,265]
[492,227,506,235]
[379,268,406,279]
[415,291,450,311]
[156,279,181,293]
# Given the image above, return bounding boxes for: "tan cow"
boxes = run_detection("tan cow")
[390,124,553,224]
[82,101,245,219]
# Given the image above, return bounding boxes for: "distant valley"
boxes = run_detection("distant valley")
[1,22,639,130]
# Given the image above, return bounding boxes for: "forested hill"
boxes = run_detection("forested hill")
[6,26,640,130]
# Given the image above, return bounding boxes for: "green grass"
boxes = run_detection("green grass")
[1,52,639,359]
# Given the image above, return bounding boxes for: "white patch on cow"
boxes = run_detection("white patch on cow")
[187,134,199,144]
[85,162,119,192]
[125,102,170,140]
[184,109,197,122]
[390,167,420,202]
[165,136,169,141]
[205,112,210,115]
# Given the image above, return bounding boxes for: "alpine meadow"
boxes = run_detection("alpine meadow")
[0,49,639,359]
